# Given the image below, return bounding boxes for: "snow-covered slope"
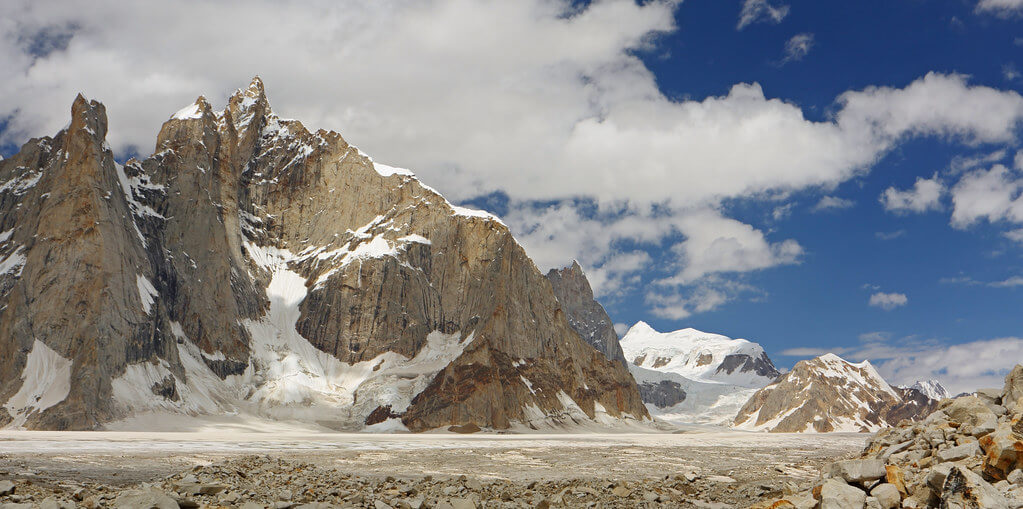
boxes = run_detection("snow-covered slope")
[619,322,780,425]
[734,353,934,433]
[907,380,951,401]
[629,365,760,425]
[620,322,779,388]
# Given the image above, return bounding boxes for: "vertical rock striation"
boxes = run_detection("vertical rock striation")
[0,79,648,431]
[545,261,628,368]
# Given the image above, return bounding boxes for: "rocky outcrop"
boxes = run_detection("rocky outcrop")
[0,78,648,431]
[636,380,687,409]
[754,364,1023,508]
[545,261,628,368]
[734,353,937,433]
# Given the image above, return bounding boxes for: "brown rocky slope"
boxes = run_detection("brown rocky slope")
[734,353,936,433]
[0,78,648,431]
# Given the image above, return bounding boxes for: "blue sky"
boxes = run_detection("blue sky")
[1,0,1022,392]
[612,0,1023,388]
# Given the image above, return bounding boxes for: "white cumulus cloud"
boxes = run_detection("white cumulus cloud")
[668,209,803,283]
[2,2,1023,321]
[950,164,1023,228]
[880,175,944,213]
[869,292,908,310]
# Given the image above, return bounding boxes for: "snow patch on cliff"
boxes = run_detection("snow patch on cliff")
[3,340,73,428]
[136,274,157,314]
[172,103,203,120]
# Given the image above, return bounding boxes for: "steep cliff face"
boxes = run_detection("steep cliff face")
[0,79,648,431]
[0,96,168,430]
[545,261,627,368]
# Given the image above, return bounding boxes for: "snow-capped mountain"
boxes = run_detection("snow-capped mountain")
[620,322,780,388]
[907,379,951,401]
[0,78,648,431]
[734,353,936,432]
[619,322,781,425]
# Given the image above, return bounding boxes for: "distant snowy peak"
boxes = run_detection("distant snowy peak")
[906,379,951,401]
[619,321,780,388]
[734,353,935,433]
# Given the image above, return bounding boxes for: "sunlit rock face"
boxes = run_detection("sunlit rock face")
[0,79,648,431]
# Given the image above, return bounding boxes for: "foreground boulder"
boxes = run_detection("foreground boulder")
[756,364,1023,508]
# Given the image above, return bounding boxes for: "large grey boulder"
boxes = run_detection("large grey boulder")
[944,396,997,428]
[818,478,866,509]
[868,483,900,509]
[112,487,180,509]
[937,441,982,462]
[940,466,1009,509]
[827,459,885,484]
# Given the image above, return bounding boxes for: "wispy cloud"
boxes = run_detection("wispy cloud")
[812,196,854,212]
[990,276,1023,288]
[737,0,790,30]
[1005,228,1023,244]
[976,0,1023,17]
[781,33,814,64]
[778,346,851,357]
[875,230,906,240]
[858,331,891,343]
[1005,64,1021,82]
[939,273,1023,287]
[772,203,795,221]
[949,149,1007,174]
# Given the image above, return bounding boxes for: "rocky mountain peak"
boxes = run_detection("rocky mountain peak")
[545,261,628,367]
[70,94,108,141]
[225,76,270,135]
[1,81,648,431]
[907,379,951,401]
[734,353,936,432]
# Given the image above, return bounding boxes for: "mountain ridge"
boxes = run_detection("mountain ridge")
[0,78,648,431]
[734,353,937,432]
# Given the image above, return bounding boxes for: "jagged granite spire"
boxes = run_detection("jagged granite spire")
[0,80,649,431]
[545,260,628,368]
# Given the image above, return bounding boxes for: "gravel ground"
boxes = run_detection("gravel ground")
[0,430,868,507]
